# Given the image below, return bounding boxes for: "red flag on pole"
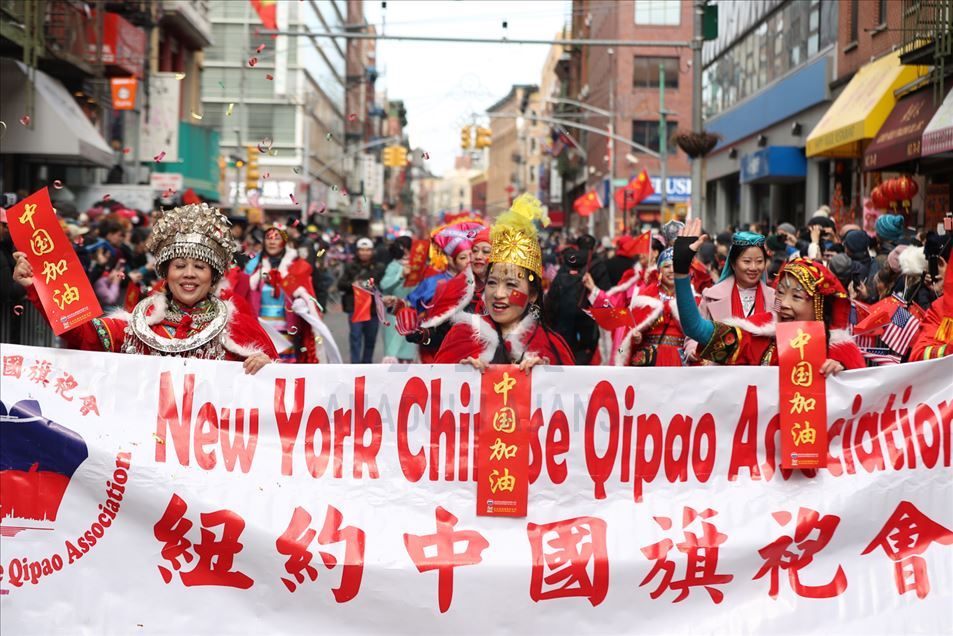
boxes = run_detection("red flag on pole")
[250,0,278,30]
[615,169,655,212]
[351,284,373,323]
[630,230,652,255]
[573,190,602,217]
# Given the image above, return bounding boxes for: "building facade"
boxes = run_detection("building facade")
[486,84,538,215]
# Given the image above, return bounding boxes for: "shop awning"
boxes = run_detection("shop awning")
[0,59,114,167]
[921,88,953,157]
[806,51,927,158]
[863,86,945,171]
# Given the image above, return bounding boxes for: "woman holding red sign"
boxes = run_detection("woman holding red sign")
[13,203,277,373]
[434,194,574,371]
[671,219,863,374]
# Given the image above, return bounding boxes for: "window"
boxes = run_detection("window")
[877,0,888,24]
[634,0,680,25]
[633,56,679,88]
[632,120,679,154]
[849,0,859,42]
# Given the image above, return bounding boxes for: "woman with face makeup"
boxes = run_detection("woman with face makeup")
[435,195,574,371]
[671,220,864,374]
[12,204,277,374]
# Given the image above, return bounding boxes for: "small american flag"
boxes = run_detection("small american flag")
[881,306,921,356]
[862,347,901,366]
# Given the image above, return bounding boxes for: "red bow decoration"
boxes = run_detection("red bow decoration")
[395,307,421,336]
[267,269,283,298]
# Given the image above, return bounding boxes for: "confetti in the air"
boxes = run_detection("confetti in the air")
[348,113,357,122]
[218,81,225,88]
[103,194,111,201]
[341,189,349,197]
[174,73,186,80]
[293,167,301,174]
[122,147,131,154]
[190,111,202,120]
[256,43,266,53]
[270,149,278,156]
[257,137,273,153]
[248,57,258,67]
[288,326,298,335]
[154,151,166,163]
[52,180,64,189]
[19,115,31,126]
[263,171,270,179]
[331,185,338,191]
[423,151,430,160]
[316,203,327,214]
[266,74,273,81]
[153,433,165,444]
[290,194,298,205]
[163,188,176,198]
[226,103,234,116]
[12,305,24,316]
[325,132,332,141]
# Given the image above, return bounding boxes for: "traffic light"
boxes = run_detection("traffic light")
[461,125,472,149]
[245,145,259,191]
[383,145,408,167]
[475,127,493,149]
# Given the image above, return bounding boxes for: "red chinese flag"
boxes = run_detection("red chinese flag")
[249,0,277,30]
[573,190,601,217]
[630,230,652,256]
[351,284,372,323]
[6,188,102,335]
[589,307,635,331]
[854,296,903,335]
[777,321,828,470]
[634,169,655,202]
[402,239,430,288]
[477,366,531,517]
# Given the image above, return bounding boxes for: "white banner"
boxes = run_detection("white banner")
[139,73,180,164]
[1,344,950,634]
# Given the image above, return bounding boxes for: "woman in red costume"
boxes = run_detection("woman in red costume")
[672,220,864,373]
[435,194,574,370]
[615,247,694,366]
[12,203,277,373]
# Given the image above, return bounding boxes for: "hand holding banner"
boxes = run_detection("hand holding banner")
[6,188,101,335]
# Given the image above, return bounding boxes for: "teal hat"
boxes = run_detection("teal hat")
[719,232,766,283]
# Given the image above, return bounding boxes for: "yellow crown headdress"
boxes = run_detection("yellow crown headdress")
[146,203,234,275]
[489,193,550,277]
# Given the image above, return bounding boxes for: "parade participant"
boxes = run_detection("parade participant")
[469,225,492,294]
[406,221,483,311]
[435,194,574,370]
[544,241,599,364]
[379,237,418,363]
[672,219,864,373]
[910,252,952,361]
[245,224,323,363]
[616,248,691,367]
[11,203,276,373]
[338,237,385,364]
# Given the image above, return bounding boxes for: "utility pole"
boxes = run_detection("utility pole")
[691,0,704,222]
[607,48,616,240]
[659,63,668,217]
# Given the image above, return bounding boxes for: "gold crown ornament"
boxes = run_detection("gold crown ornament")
[146,203,235,275]
[489,193,550,277]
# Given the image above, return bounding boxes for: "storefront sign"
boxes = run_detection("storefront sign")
[109,77,138,110]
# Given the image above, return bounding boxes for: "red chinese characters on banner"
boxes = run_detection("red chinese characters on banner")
[2,355,24,378]
[402,239,431,288]
[640,507,734,603]
[275,505,365,602]
[527,516,609,606]
[754,508,847,599]
[28,359,53,386]
[777,322,828,469]
[153,493,254,589]
[54,372,78,401]
[5,188,102,335]
[79,395,100,416]
[477,366,531,517]
[862,500,953,599]
[404,506,489,613]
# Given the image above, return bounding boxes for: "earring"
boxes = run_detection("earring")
[529,303,541,320]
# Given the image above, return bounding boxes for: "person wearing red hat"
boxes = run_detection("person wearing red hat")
[671,220,864,372]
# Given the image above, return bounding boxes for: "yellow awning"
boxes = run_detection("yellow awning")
[806,51,928,158]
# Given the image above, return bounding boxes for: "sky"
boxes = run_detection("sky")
[362,0,571,176]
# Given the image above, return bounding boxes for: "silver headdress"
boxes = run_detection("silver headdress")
[146,203,234,275]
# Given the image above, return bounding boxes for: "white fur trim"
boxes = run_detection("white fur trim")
[721,314,777,337]
[605,265,643,298]
[221,299,268,359]
[616,296,664,366]
[137,294,167,326]
[830,329,852,345]
[452,312,500,364]
[421,267,476,329]
[249,247,297,290]
[898,246,926,277]
[503,313,537,362]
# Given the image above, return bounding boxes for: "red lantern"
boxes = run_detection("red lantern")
[895,175,919,202]
[870,185,889,210]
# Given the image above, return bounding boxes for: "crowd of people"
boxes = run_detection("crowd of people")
[2,192,951,372]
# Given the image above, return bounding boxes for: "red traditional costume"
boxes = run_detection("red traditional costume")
[909,265,953,361]
[435,194,575,366]
[616,280,687,367]
[24,203,278,361]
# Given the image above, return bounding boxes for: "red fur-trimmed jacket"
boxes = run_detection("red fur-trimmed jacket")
[435,313,575,365]
[26,286,277,361]
[616,282,687,367]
